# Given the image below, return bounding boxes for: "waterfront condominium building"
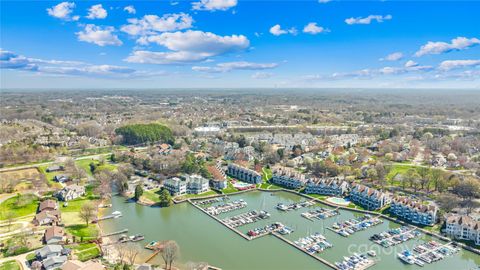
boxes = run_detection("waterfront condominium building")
[349,183,390,210]
[185,175,210,194]
[271,167,308,189]
[227,163,262,184]
[445,214,480,246]
[305,177,350,196]
[163,177,187,196]
[390,196,438,226]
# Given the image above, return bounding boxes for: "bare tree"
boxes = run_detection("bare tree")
[79,202,96,226]
[161,241,179,270]
[125,243,140,266]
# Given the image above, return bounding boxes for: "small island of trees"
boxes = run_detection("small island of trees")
[115,123,174,145]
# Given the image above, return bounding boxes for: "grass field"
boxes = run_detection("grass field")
[66,243,101,262]
[0,194,38,220]
[0,260,21,270]
[66,224,99,241]
[262,167,272,181]
[142,188,161,203]
[222,181,240,194]
[75,159,117,176]
[176,190,219,200]
[37,165,63,188]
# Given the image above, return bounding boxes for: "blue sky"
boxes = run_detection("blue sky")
[1,0,479,89]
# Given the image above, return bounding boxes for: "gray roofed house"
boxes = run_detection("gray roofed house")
[36,244,64,260]
[43,255,68,270]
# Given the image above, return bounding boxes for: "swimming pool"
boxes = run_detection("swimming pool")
[326,197,350,206]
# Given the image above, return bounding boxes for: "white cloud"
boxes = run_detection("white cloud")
[439,60,480,70]
[0,49,157,78]
[345,14,392,25]
[252,72,273,79]
[270,24,297,36]
[46,2,79,21]
[192,0,237,11]
[404,60,418,68]
[303,23,329,35]
[318,0,331,3]
[123,5,136,14]
[125,30,249,64]
[121,13,193,36]
[192,61,278,73]
[415,37,480,57]
[86,4,107,19]
[380,52,403,61]
[76,24,122,46]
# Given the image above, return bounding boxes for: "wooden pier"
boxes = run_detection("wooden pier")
[272,232,338,270]
[145,250,161,263]
[100,229,128,237]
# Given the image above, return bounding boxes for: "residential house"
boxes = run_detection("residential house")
[349,183,390,210]
[390,196,438,226]
[33,210,61,226]
[36,245,64,260]
[271,167,308,189]
[305,177,350,196]
[163,177,187,196]
[54,174,70,183]
[62,260,104,270]
[44,226,66,244]
[39,200,58,212]
[185,175,210,194]
[55,185,86,201]
[445,214,480,246]
[46,165,64,172]
[43,255,68,270]
[227,163,262,184]
[208,163,227,190]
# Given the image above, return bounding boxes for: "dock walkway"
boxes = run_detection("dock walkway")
[272,232,338,270]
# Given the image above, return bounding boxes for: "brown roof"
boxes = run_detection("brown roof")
[44,226,64,241]
[39,200,57,212]
[62,261,104,270]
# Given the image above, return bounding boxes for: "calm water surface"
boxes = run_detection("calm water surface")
[101,191,480,270]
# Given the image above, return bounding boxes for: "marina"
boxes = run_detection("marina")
[194,197,224,206]
[334,253,376,270]
[222,210,271,228]
[101,191,480,270]
[276,200,316,211]
[204,199,247,215]
[294,232,333,254]
[370,226,422,247]
[398,241,460,266]
[328,214,383,237]
[246,222,285,238]
[301,207,340,220]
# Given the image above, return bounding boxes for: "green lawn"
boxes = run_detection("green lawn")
[385,163,432,186]
[262,167,272,181]
[142,188,161,203]
[66,243,101,262]
[0,260,21,270]
[60,198,97,212]
[222,181,240,194]
[75,159,116,176]
[37,165,63,188]
[76,246,101,261]
[176,190,219,200]
[307,194,328,200]
[0,194,39,220]
[66,224,99,240]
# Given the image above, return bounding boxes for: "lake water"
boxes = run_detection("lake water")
[101,191,480,270]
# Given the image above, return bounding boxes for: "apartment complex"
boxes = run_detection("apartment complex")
[445,214,480,246]
[305,177,350,196]
[163,175,210,196]
[271,167,308,189]
[349,183,390,210]
[227,163,262,184]
[390,196,438,226]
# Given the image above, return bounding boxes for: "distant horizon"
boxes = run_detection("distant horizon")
[1,1,479,89]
